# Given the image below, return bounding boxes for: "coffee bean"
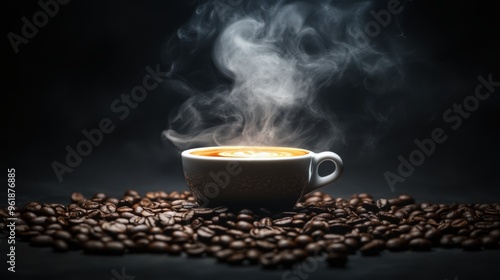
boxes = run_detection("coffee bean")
[360,240,385,255]
[236,221,253,232]
[481,236,499,249]
[451,219,468,228]
[30,235,54,247]
[461,238,481,251]
[376,198,391,210]
[83,240,105,254]
[172,230,190,243]
[196,226,215,242]
[475,222,494,230]
[30,216,48,225]
[256,240,276,251]
[259,252,280,268]
[70,192,85,203]
[386,238,406,251]
[409,238,432,251]
[39,206,56,216]
[104,241,125,255]
[53,230,72,241]
[214,249,234,263]
[490,229,500,239]
[378,212,401,224]
[184,243,207,257]
[102,222,127,234]
[424,228,442,242]
[327,242,348,254]
[362,202,379,213]
[130,224,149,234]
[246,248,261,263]
[277,239,296,249]
[164,243,182,255]
[294,235,313,247]
[229,240,246,250]
[274,217,293,226]
[226,252,246,265]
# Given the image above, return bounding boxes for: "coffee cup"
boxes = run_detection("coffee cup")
[181,146,343,209]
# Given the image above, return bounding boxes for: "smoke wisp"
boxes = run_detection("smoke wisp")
[163,0,401,151]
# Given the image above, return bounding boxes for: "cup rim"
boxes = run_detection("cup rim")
[181,146,312,161]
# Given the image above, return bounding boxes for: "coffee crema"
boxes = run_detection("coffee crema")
[190,147,309,158]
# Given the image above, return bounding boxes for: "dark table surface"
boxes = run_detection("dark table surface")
[2,175,499,280]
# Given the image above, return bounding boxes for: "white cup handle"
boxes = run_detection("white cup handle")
[306,151,343,193]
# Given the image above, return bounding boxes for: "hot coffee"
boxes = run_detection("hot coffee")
[190,146,309,158]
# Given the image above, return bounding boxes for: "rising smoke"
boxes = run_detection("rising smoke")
[162,0,402,152]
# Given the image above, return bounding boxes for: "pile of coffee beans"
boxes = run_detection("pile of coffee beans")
[1,191,499,268]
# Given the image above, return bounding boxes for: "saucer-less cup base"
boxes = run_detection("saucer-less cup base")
[181,146,343,210]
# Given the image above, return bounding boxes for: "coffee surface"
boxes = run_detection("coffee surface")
[190,147,308,158]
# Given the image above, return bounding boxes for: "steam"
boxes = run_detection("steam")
[163,0,400,151]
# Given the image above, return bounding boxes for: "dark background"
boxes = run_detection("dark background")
[2,0,499,279]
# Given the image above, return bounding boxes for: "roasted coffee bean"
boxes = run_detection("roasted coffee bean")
[259,217,273,227]
[70,192,85,203]
[439,234,454,248]
[274,217,293,226]
[246,248,262,263]
[52,230,72,241]
[172,230,190,242]
[207,245,223,255]
[409,238,432,251]
[481,236,499,249]
[196,226,215,241]
[295,235,313,247]
[214,249,234,262]
[4,191,500,269]
[259,252,280,268]
[424,228,442,242]
[102,222,127,234]
[30,235,54,247]
[490,229,500,239]
[237,213,254,222]
[236,221,253,232]
[277,239,296,249]
[82,201,100,210]
[362,202,379,213]
[227,252,246,265]
[166,243,182,255]
[214,235,232,247]
[378,212,401,224]
[360,239,385,255]
[130,224,150,234]
[100,203,116,214]
[105,241,125,255]
[461,239,481,251]
[39,206,56,216]
[376,198,391,210]
[185,243,207,257]
[256,240,276,251]
[451,219,468,228]
[229,240,247,250]
[83,240,105,254]
[386,238,406,251]
[30,216,48,225]
[327,242,348,254]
